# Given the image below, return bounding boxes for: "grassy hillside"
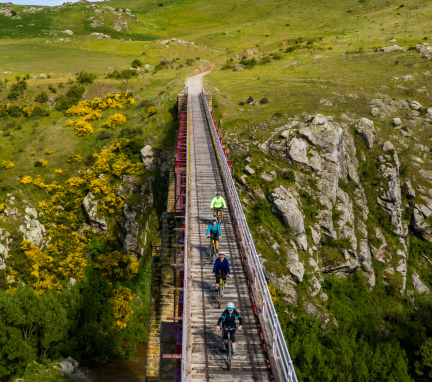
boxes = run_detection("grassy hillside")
[1,0,432,380]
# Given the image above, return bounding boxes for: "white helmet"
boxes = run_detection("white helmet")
[227,302,235,310]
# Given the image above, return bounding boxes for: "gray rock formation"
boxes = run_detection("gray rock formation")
[83,192,107,231]
[19,217,46,248]
[356,118,376,150]
[287,242,305,283]
[140,145,156,171]
[412,272,430,294]
[269,186,304,235]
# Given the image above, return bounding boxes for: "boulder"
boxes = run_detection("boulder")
[19,219,46,247]
[416,43,432,59]
[412,272,430,294]
[243,165,255,176]
[380,45,406,52]
[308,276,322,296]
[260,171,275,182]
[82,192,107,231]
[140,145,155,171]
[402,180,415,198]
[371,107,380,116]
[355,118,376,150]
[269,186,304,235]
[303,302,317,317]
[288,138,309,166]
[264,270,298,306]
[61,30,73,35]
[382,141,395,152]
[407,99,423,111]
[391,117,402,127]
[287,243,304,283]
[427,108,432,118]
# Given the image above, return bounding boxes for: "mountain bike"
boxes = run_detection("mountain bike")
[214,208,222,224]
[222,327,236,371]
[217,276,225,301]
[209,238,217,263]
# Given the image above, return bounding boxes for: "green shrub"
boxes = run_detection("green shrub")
[35,91,49,103]
[76,71,97,84]
[106,69,138,80]
[131,59,143,68]
[239,57,257,68]
[7,91,19,100]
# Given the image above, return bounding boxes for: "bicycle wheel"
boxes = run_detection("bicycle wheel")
[217,211,221,224]
[227,338,231,371]
[209,241,214,262]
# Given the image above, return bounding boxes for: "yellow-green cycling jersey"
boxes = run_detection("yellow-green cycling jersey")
[211,196,227,209]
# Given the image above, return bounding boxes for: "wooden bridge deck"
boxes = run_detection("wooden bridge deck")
[185,94,272,382]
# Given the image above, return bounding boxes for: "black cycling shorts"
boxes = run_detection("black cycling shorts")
[214,207,223,214]
[210,232,219,242]
[223,327,236,343]
[216,271,227,284]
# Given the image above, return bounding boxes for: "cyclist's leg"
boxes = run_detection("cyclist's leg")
[215,235,219,251]
[231,330,236,354]
[222,271,227,287]
[215,274,221,290]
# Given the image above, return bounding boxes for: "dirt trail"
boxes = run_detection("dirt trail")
[185,70,211,94]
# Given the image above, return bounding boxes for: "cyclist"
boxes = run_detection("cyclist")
[211,252,232,294]
[206,218,221,253]
[216,302,242,355]
[211,191,227,221]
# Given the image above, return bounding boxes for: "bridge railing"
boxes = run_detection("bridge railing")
[200,88,298,382]
[181,90,190,382]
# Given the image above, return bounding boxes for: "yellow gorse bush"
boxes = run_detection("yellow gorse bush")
[327,45,333,50]
[21,176,33,184]
[45,148,54,155]
[109,287,134,329]
[95,251,139,280]
[2,160,14,169]
[101,113,127,129]
[67,155,82,164]
[0,203,5,213]
[23,106,33,117]
[18,227,88,295]
[65,93,135,136]
[147,106,158,115]
[55,169,63,175]
[36,159,48,167]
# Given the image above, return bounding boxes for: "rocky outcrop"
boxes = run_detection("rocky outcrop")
[355,118,376,150]
[412,272,430,294]
[19,217,46,248]
[287,242,304,283]
[269,186,304,235]
[140,145,156,171]
[83,192,107,231]
[416,43,432,59]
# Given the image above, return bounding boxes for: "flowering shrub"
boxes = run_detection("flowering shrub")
[31,152,35,156]
[17,229,87,295]
[73,119,94,136]
[147,106,158,115]
[67,155,82,164]
[65,93,135,136]
[2,160,14,169]
[21,176,33,184]
[0,203,5,213]
[35,159,48,167]
[101,113,127,129]
[327,45,333,50]
[95,251,139,279]
[109,287,134,329]
[89,178,111,195]
[23,106,33,117]
[54,169,63,175]
[45,148,54,155]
